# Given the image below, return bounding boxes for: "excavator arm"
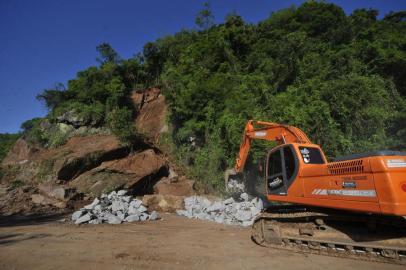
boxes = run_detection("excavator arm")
[225,120,311,191]
[234,120,312,172]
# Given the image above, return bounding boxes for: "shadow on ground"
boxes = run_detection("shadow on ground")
[0,232,50,245]
[0,212,69,228]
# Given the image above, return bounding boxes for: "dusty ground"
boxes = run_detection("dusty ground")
[0,213,403,270]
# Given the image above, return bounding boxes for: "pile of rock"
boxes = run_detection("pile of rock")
[176,193,263,227]
[227,178,245,193]
[71,190,159,225]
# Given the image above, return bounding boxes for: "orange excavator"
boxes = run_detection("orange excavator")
[227,120,406,264]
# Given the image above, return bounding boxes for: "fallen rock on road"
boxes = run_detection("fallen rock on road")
[71,190,159,224]
[176,193,263,227]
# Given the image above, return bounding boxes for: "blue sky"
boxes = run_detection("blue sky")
[1,0,405,133]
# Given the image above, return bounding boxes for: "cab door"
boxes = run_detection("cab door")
[266,145,298,196]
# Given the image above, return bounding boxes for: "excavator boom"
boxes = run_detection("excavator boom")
[234,120,312,172]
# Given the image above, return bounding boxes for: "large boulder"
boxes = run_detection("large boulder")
[69,149,167,197]
[38,183,76,201]
[49,135,128,181]
[142,194,184,212]
[30,194,66,209]
[153,176,195,196]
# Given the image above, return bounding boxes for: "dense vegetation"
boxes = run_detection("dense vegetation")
[0,133,20,164]
[22,2,406,190]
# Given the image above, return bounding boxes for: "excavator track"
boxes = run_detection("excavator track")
[251,210,406,265]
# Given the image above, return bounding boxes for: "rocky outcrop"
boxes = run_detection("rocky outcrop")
[0,135,130,185]
[69,149,168,197]
[57,110,100,127]
[133,88,168,141]
[1,138,41,166]
[1,88,197,215]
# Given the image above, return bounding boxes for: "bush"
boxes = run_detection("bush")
[9,179,24,190]
[51,101,105,127]
[21,118,46,146]
[0,133,20,162]
[107,107,135,145]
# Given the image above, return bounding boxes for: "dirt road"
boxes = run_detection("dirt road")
[0,213,403,270]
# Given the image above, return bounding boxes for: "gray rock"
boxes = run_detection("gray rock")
[72,210,85,221]
[117,190,127,196]
[107,191,117,200]
[128,207,141,216]
[121,196,131,203]
[178,195,263,227]
[107,214,122,224]
[138,205,148,213]
[130,199,142,208]
[250,206,261,217]
[149,211,159,221]
[116,211,126,220]
[235,210,252,222]
[125,215,140,222]
[184,196,198,207]
[139,213,149,221]
[176,209,188,216]
[223,197,235,205]
[253,198,263,212]
[93,204,103,213]
[84,198,100,210]
[111,201,128,213]
[56,110,87,127]
[89,219,102,225]
[206,201,225,212]
[214,214,225,224]
[75,213,92,224]
[240,193,249,202]
[201,198,212,209]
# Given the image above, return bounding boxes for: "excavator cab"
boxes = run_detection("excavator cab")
[266,144,326,197]
[266,145,296,196]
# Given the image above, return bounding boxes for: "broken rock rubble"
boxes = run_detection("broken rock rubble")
[71,190,159,224]
[176,193,263,227]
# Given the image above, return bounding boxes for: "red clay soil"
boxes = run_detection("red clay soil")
[132,88,168,140]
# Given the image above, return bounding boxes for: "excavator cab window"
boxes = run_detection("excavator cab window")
[298,147,324,164]
[284,147,296,181]
[267,145,298,196]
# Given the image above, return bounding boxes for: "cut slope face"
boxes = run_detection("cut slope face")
[1,138,41,166]
[133,88,168,141]
[0,88,195,214]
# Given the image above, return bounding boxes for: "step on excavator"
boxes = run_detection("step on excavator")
[226,120,406,265]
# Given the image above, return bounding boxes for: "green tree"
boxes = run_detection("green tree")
[96,42,121,64]
[195,2,215,30]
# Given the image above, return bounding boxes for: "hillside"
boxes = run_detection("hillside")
[1,1,405,196]
[0,3,405,269]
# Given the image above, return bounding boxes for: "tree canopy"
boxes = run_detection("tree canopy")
[31,1,406,189]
